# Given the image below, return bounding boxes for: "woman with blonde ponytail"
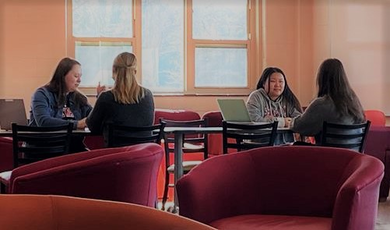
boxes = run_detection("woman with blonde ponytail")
[86,52,154,146]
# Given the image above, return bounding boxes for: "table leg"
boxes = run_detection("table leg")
[173,132,183,212]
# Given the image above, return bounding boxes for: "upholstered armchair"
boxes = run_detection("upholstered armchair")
[177,146,384,230]
[365,126,390,201]
[201,111,223,157]
[1,143,163,207]
[364,110,386,126]
[0,194,216,230]
[0,137,13,172]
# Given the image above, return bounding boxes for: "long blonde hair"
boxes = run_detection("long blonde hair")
[111,52,144,104]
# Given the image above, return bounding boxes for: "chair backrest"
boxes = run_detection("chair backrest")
[202,111,223,127]
[12,123,73,168]
[107,123,165,148]
[321,121,371,153]
[222,121,278,154]
[160,118,209,159]
[364,110,386,126]
[154,109,201,125]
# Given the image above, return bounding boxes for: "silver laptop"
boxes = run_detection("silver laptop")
[0,99,28,130]
[217,98,252,122]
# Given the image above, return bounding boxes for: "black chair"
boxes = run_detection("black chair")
[160,118,208,211]
[320,121,371,153]
[107,123,165,148]
[222,121,278,154]
[12,122,73,168]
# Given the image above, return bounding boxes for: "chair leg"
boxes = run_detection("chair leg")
[161,170,170,211]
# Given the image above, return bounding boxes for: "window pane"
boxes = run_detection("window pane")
[193,0,247,40]
[141,0,184,93]
[72,0,133,38]
[195,47,247,87]
[76,42,132,87]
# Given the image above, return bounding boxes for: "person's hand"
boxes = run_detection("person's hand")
[96,82,106,97]
[284,117,292,128]
[77,118,87,130]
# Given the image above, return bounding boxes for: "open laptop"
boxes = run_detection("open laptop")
[0,99,28,131]
[217,98,252,122]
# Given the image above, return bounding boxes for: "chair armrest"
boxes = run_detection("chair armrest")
[332,156,384,230]
[9,145,147,183]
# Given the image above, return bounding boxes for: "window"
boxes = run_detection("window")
[67,0,256,95]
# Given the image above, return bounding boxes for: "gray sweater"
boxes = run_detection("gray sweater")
[86,88,154,146]
[246,88,301,144]
[291,96,356,143]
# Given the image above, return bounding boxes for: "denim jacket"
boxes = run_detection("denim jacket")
[29,86,92,129]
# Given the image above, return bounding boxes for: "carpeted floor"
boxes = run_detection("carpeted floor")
[376,199,390,230]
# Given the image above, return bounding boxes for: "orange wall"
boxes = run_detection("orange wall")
[0,0,67,115]
[1,0,389,121]
[313,0,390,116]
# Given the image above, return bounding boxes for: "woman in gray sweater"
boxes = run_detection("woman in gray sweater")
[290,58,365,144]
[246,67,302,144]
[86,52,154,146]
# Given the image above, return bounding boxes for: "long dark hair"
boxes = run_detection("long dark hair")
[316,58,364,122]
[46,57,87,107]
[256,67,303,113]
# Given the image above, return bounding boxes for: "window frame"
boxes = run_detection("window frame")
[66,0,259,96]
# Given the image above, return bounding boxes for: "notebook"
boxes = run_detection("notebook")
[217,98,252,122]
[0,99,28,131]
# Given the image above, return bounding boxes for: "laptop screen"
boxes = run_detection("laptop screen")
[0,99,28,131]
[217,98,252,122]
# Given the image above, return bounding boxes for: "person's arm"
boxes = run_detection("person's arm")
[289,107,302,118]
[246,91,270,123]
[290,98,330,136]
[86,92,108,134]
[31,88,77,129]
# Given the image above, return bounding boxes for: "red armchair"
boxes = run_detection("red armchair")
[0,194,216,230]
[364,110,386,126]
[364,126,390,201]
[154,108,201,124]
[1,143,163,207]
[177,146,384,230]
[201,111,223,156]
[0,137,13,171]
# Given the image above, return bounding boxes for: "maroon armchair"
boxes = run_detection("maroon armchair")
[0,137,13,171]
[154,108,201,124]
[1,143,163,207]
[201,111,223,157]
[177,146,384,230]
[364,126,390,201]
